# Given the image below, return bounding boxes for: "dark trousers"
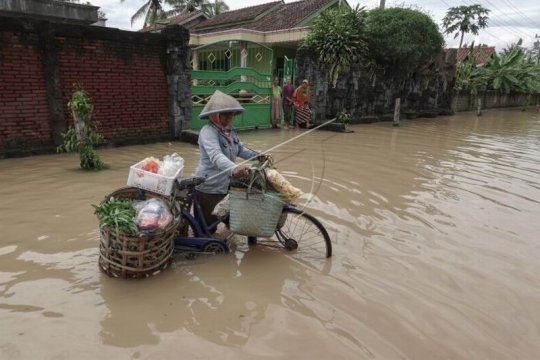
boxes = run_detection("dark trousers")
[195,190,226,232]
[283,103,293,125]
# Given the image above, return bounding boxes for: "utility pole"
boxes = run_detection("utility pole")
[380,0,386,9]
[534,34,540,65]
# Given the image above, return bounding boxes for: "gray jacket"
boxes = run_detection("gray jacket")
[195,124,258,194]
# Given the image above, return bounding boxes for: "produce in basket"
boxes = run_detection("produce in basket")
[93,198,138,236]
[266,169,302,203]
[141,157,160,173]
[135,198,173,231]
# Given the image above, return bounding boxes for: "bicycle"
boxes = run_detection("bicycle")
[172,160,332,260]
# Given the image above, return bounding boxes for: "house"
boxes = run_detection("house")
[139,10,208,32]
[445,46,496,66]
[143,0,348,130]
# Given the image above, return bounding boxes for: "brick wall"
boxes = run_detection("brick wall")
[0,17,192,157]
[0,31,51,149]
[56,37,169,140]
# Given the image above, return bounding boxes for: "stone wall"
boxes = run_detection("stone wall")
[0,16,191,157]
[296,47,539,122]
[295,47,456,123]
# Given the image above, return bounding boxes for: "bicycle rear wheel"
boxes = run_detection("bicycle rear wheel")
[272,208,332,259]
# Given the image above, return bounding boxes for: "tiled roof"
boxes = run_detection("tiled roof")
[453,47,496,65]
[140,10,206,32]
[249,0,332,31]
[193,0,337,33]
[195,1,282,29]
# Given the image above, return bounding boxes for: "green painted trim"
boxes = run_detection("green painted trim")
[194,39,272,52]
[191,104,271,130]
[192,82,272,95]
[297,0,347,27]
[192,67,272,82]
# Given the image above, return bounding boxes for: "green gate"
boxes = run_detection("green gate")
[191,40,273,130]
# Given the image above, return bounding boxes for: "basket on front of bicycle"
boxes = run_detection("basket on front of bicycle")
[97,187,180,279]
[229,187,284,237]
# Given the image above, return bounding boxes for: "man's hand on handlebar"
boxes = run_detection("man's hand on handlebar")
[257,153,272,163]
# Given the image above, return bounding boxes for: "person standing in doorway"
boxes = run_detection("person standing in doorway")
[271,77,282,128]
[292,79,312,129]
[282,77,295,129]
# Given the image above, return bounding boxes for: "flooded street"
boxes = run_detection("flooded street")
[1,108,540,359]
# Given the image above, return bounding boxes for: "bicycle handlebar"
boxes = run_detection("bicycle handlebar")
[176,177,205,190]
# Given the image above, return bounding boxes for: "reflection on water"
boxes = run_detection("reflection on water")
[1,108,540,359]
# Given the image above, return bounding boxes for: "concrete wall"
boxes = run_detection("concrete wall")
[0,16,192,157]
[0,0,98,25]
[454,91,539,112]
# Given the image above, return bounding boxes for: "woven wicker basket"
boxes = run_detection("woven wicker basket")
[229,187,284,237]
[98,187,180,279]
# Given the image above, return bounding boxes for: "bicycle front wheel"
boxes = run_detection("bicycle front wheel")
[273,208,332,259]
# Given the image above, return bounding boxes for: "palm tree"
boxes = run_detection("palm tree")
[121,0,167,28]
[166,0,229,18]
[204,0,229,17]
[442,4,490,50]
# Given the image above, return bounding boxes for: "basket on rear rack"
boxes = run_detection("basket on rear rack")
[98,187,180,279]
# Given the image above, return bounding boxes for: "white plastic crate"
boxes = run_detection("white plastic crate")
[127,159,184,196]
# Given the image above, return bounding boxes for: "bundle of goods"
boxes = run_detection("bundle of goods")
[127,153,184,196]
[223,167,303,237]
[95,187,180,279]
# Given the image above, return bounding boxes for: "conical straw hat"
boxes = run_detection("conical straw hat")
[199,90,245,119]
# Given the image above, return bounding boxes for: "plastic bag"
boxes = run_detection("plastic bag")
[212,194,230,217]
[266,169,302,203]
[158,153,184,176]
[135,198,173,231]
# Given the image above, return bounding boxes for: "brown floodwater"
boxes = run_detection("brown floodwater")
[1,108,540,359]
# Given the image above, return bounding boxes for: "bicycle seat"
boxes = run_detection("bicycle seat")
[176,177,205,190]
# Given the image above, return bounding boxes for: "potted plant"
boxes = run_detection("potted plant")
[336,109,352,131]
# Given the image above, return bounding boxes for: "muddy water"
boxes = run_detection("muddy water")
[1,108,540,359]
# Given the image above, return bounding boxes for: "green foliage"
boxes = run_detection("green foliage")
[166,0,229,18]
[305,5,368,87]
[68,89,93,124]
[93,198,138,237]
[365,8,444,80]
[336,109,351,125]
[456,40,540,95]
[442,5,490,49]
[58,87,106,170]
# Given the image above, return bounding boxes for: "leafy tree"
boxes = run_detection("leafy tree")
[203,0,229,17]
[305,5,368,87]
[121,0,167,28]
[166,0,229,18]
[442,4,490,50]
[365,8,444,79]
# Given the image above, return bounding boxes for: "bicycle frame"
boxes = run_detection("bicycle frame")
[174,188,230,252]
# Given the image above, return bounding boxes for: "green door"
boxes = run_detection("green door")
[191,40,273,131]
[282,56,295,85]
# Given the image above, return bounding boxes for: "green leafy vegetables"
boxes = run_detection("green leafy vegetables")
[93,198,138,237]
